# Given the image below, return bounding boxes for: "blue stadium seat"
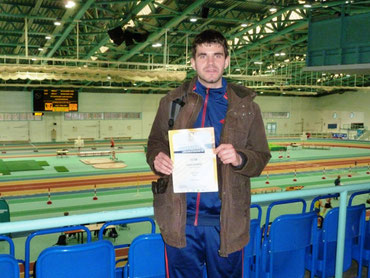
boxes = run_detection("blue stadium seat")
[35,240,115,278]
[262,198,307,240]
[25,225,92,278]
[123,233,165,278]
[348,189,370,206]
[353,207,370,278]
[0,254,20,278]
[243,219,262,278]
[261,211,318,278]
[0,235,19,278]
[98,217,156,278]
[306,204,366,278]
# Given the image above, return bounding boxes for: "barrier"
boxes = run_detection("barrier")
[78,150,111,156]
[0,183,369,277]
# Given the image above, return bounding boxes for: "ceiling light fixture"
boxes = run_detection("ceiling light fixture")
[65,1,76,8]
[54,21,61,26]
[190,18,198,22]
[241,23,248,27]
[99,46,109,53]
[38,48,44,51]
[152,43,162,48]
[269,7,277,12]
[304,4,312,8]
[45,36,51,40]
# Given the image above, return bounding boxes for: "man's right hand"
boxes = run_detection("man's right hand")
[154,152,173,175]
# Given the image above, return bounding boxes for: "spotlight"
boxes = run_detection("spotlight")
[107,26,149,46]
[201,7,209,19]
[108,26,125,46]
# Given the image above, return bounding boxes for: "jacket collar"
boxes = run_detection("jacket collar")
[186,76,256,101]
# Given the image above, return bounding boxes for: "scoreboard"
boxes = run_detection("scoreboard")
[33,89,78,112]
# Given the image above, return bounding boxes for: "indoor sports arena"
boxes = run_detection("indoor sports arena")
[0,1,369,277]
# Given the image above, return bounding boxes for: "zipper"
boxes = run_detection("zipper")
[194,88,209,226]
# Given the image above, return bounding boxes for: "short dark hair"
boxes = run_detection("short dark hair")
[192,29,229,58]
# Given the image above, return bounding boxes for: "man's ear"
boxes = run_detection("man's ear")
[224,55,230,69]
[190,57,196,71]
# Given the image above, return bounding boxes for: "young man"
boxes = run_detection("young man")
[334,175,341,199]
[146,29,271,278]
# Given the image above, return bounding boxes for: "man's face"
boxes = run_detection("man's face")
[191,43,230,88]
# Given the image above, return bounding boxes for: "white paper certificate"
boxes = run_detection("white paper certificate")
[168,127,218,193]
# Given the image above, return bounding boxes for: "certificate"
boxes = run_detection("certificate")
[168,127,218,193]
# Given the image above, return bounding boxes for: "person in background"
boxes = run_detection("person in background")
[110,137,115,149]
[334,175,341,199]
[146,29,271,278]
[322,198,333,215]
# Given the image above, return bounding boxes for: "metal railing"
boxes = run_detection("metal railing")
[0,182,369,277]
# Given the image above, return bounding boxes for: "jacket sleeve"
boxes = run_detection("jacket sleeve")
[235,102,271,177]
[146,96,171,176]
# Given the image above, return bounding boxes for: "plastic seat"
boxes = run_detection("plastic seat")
[262,198,307,239]
[0,235,20,278]
[243,219,262,278]
[98,217,156,278]
[348,189,370,206]
[0,254,20,278]
[348,190,370,277]
[353,207,370,278]
[123,233,165,278]
[25,225,92,278]
[261,211,318,278]
[35,239,115,278]
[306,204,366,278]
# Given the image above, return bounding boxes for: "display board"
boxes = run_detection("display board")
[33,89,78,112]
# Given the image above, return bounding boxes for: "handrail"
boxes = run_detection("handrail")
[0,182,369,277]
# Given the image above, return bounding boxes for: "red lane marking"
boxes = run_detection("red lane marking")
[0,174,158,193]
[265,158,370,172]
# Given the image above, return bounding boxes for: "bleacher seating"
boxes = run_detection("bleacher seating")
[262,198,307,239]
[24,225,92,278]
[306,204,366,277]
[0,235,20,278]
[98,217,156,278]
[3,188,370,278]
[35,240,115,278]
[123,233,165,278]
[261,211,318,278]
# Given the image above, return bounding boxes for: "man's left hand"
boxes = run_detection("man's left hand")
[215,144,242,167]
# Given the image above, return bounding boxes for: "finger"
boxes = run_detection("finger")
[154,153,173,175]
[214,144,232,155]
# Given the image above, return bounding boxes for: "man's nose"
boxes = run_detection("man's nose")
[207,56,214,64]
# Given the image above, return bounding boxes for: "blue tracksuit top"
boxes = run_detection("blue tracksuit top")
[186,78,228,226]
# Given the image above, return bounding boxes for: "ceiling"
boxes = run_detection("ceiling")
[0,0,369,96]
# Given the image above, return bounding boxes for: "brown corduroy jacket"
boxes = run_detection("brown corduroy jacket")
[146,77,271,257]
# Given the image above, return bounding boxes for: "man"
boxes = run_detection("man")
[146,29,271,278]
[334,175,341,199]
